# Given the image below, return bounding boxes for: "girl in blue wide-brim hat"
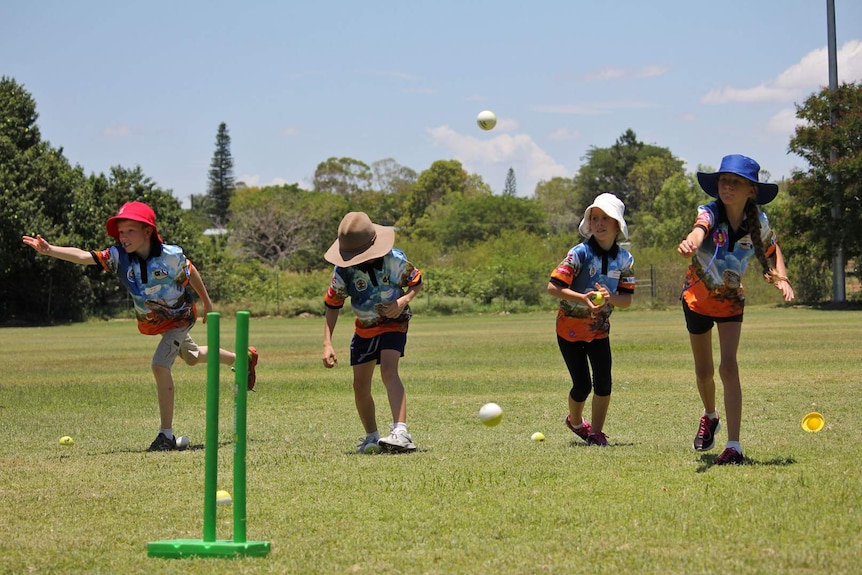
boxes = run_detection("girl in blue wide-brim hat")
[678,154,795,466]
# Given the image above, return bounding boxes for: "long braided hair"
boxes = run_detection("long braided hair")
[744,198,781,284]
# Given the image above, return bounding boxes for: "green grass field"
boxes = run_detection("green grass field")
[1,307,859,574]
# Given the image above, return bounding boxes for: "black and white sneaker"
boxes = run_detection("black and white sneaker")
[378,427,416,453]
[147,432,177,452]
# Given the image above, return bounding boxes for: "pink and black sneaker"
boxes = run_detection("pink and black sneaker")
[565,414,592,443]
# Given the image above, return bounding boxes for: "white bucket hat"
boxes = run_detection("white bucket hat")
[578,193,629,240]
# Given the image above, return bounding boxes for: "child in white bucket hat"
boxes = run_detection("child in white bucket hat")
[678,154,794,465]
[547,193,635,447]
[322,212,424,453]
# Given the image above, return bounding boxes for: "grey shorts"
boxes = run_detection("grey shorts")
[152,327,201,368]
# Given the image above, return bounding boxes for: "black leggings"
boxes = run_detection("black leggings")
[557,336,612,401]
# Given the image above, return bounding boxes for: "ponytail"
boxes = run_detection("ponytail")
[745,199,785,285]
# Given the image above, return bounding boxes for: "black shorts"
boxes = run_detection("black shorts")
[350,331,407,366]
[682,300,743,335]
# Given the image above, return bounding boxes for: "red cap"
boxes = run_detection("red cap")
[105,202,163,243]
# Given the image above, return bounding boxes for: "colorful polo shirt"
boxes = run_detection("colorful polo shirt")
[549,237,635,342]
[324,248,423,338]
[681,201,777,317]
[92,244,197,335]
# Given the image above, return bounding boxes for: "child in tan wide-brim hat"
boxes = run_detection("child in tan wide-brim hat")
[322,212,423,454]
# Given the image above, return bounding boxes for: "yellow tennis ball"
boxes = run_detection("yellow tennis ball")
[59,436,74,446]
[477,110,497,131]
[592,292,605,305]
[531,432,545,442]
[479,402,503,426]
[216,490,232,505]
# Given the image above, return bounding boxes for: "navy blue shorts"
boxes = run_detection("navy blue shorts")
[682,300,743,335]
[350,331,407,366]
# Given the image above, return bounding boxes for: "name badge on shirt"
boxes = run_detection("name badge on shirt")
[608,270,621,279]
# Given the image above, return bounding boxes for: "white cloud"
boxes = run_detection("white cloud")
[532,100,655,116]
[582,64,670,82]
[236,174,292,188]
[547,127,580,141]
[427,125,569,195]
[702,40,862,104]
[102,124,136,138]
[766,107,807,135]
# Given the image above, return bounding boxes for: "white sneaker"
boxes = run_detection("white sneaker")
[378,427,416,452]
[357,436,381,454]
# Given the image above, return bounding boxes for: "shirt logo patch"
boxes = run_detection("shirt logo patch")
[153,268,169,280]
[355,279,368,291]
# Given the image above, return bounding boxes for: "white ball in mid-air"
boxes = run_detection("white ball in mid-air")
[479,402,503,426]
[477,110,497,131]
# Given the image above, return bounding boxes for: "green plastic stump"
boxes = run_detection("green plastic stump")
[148,312,270,559]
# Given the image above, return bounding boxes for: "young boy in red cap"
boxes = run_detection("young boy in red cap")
[23,201,258,452]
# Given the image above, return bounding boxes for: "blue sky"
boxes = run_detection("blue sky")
[3,1,861,206]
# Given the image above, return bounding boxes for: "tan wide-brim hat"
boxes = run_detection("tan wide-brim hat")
[324,212,395,267]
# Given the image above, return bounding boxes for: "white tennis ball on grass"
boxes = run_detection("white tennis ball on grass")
[175,435,189,450]
[479,402,503,426]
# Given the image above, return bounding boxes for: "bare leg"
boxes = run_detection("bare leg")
[191,346,235,366]
[352,361,378,434]
[689,330,716,414]
[152,365,175,430]
[590,394,611,433]
[568,396,586,424]
[716,322,743,443]
[379,349,407,424]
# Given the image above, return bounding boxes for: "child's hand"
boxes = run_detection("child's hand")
[22,234,51,254]
[777,279,795,302]
[375,300,403,319]
[201,299,213,323]
[322,345,338,368]
[678,238,698,256]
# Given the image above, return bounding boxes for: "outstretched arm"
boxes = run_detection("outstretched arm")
[678,226,706,257]
[22,235,96,265]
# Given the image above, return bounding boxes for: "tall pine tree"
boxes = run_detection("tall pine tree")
[503,167,517,196]
[207,122,235,226]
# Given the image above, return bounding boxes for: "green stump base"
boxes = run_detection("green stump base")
[148,538,271,559]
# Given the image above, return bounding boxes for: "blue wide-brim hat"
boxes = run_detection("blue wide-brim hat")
[696,154,779,205]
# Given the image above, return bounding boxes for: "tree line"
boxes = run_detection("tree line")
[2,76,860,324]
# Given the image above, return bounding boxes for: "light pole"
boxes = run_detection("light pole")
[826,0,845,302]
